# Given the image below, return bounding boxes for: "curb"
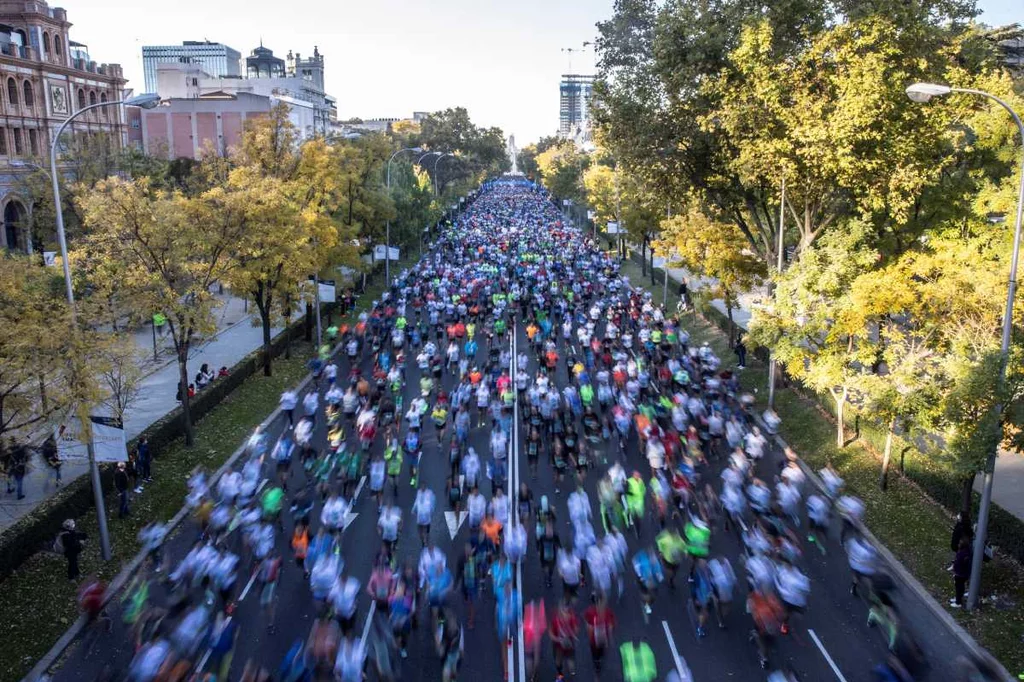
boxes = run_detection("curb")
[757,417,1015,682]
[21,335,339,682]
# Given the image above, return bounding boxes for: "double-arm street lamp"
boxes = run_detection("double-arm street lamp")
[46,91,162,560]
[385,146,423,286]
[433,152,455,198]
[906,82,1024,611]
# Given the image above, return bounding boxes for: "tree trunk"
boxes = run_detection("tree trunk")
[283,311,292,360]
[178,348,195,447]
[260,309,273,377]
[835,388,847,448]
[640,241,647,276]
[304,302,313,342]
[880,417,896,490]
[726,302,736,347]
[38,373,47,414]
[649,243,656,285]
[960,474,975,524]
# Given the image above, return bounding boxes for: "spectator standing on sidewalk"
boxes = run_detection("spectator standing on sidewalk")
[137,436,152,484]
[43,434,62,488]
[115,462,131,518]
[734,338,747,370]
[59,519,87,581]
[950,537,972,608]
[9,440,27,499]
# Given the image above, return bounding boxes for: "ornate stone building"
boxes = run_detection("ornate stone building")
[0,0,126,252]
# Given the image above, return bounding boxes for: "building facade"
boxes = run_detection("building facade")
[138,91,271,159]
[152,43,334,139]
[142,41,240,94]
[0,0,127,252]
[558,74,594,142]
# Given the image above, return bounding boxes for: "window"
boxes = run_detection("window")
[0,128,7,155]
[22,81,32,107]
[88,91,96,106]
[53,35,61,57]
[42,32,49,56]
[6,78,16,105]
[12,128,23,156]
[76,88,84,109]
[130,118,140,129]
[28,129,36,155]
[100,92,107,103]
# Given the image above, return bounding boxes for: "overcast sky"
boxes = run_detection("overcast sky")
[61,0,1018,145]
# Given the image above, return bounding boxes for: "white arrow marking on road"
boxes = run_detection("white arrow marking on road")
[445,510,468,540]
[809,629,849,682]
[343,512,359,530]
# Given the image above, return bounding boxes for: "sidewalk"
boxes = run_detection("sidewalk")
[659,260,1024,524]
[0,293,286,531]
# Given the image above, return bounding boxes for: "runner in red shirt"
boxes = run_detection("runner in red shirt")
[584,594,617,678]
[549,598,579,679]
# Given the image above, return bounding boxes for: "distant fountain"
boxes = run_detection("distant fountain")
[507,135,519,175]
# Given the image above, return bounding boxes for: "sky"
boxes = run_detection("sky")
[61,0,1017,146]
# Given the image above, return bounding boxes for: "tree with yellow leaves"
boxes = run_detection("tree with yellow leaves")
[77,178,248,446]
[227,104,351,375]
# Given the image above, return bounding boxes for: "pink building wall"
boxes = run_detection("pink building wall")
[195,112,217,155]
[171,113,193,158]
[144,112,168,153]
[221,112,243,153]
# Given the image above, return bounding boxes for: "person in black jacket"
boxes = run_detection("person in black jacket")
[60,519,87,581]
[114,462,130,518]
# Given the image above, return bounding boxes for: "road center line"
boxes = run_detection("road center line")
[808,629,849,682]
[238,570,259,601]
[661,621,687,680]
[359,600,378,648]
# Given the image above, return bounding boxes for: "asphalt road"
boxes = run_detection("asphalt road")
[49,268,979,682]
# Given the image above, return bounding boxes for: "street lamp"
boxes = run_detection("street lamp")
[907,81,1024,611]
[385,146,423,286]
[47,91,161,561]
[433,152,455,198]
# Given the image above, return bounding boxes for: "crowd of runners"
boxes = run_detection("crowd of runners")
[66,179,1006,682]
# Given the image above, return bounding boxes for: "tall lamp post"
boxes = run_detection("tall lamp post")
[47,91,162,561]
[385,146,423,287]
[433,152,454,198]
[907,82,1024,611]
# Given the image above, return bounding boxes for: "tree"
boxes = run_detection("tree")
[97,334,145,423]
[0,255,75,443]
[749,225,880,447]
[227,105,348,376]
[658,202,766,344]
[583,163,619,230]
[419,108,511,191]
[77,178,245,446]
[535,141,589,204]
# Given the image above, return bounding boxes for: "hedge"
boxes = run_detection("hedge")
[0,314,308,581]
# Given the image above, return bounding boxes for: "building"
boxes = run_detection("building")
[141,41,240,94]
[137,91,271,159]
[558,74,594,142]
[245,43,284,79]
[998,36,1023,77]
[0,0,127,253]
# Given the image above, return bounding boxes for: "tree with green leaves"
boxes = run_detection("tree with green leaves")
[536,140,590,204]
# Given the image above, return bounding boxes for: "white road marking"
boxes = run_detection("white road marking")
[809,629,849,682]
[444,510,468,540]
[239,570,259,601]
[196,616,232,672]
[343,512,359,530]
[359,600,378,647]
[255,477,268,494]
[661,621,690,680]
[352,475,366,501]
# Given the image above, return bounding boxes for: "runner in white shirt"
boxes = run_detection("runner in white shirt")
[412,484,436,545]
